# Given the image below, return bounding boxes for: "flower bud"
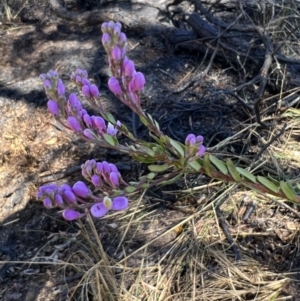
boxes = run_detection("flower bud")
[122,59,135,77]
[89,84,99,97]
[108,77,122,95]
[83,129,96,140]
[93,116,106,132]
[101,22,109,33]
[118,32,127,47]
[102,32,111,46]
[196,135,204,143]
[43,79,52,90]
[83,114,92,127]
[43,198,53,208]
[72,181,91,198]
[57,79,65,96]
[196,145,206,158]
[67,116,82,133]
[96,162,103,174]
[75,75,82,84]
[91,175,101,187]
[82,78,90,86]
[47,100,59,116]
[54,194,64,206]
[62,209,81,221]
[48,70,58,78]
[101,161,110,175]
[82,85,90,97]
[129,72,145,92]
[111,46,121,61]
[63,189,77,203]
[109,172,119,188]
[185,134,196,146]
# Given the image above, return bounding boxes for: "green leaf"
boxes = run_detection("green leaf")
[280,181,296,201]
[141,183,150,189]
[267,174,279,185]
[139,115,149,126]
[287,181,297,195]
[170,139,185,157]
[188,160,201,171]
[209,155,228,175]
[103,134,117,146]
[148,164,169,172]
[125,186,136,193]
[226,159,241,182]
[203,154,212,177]
[257,176,279,193]
[236,167,257,183]
[146,172,156,180]
[105,112,116,124]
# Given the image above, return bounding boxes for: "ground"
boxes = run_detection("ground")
[1,0,300,300]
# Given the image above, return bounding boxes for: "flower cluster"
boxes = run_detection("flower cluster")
[81,159,125,190]
[40,70,120,142]
[36,160,129,221]
[185,134,206,159]
[101,21,145,111]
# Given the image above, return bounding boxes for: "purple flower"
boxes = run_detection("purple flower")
[68,93,82,110]
[72,181,91,198]
[101,22,109,33]
[93,116,106,132]
[89,84,99,97]
[43,198,53,208]
[185,134,196,146]
[122,59,135,77]
[67,116,82,132]
[196,145,206,157]
[83,129,96,140]
[196,135,204,143]
[106,123,118,136]
[112,196,128,211]
[83,114,92,127]
[129,72,145,92]
[75,75,82,84]
[47,100,59,116]
[109,163,118,173]
[62,209,82,221]
[82,78,90,86]
[82,85,90,98]
[108,77,122,95]
[113,24,121,37]
[90,202,109,218]
[48,70,58,78]
[43,79,52,89]
[118,32,127,46]
[54,194,64,206]
[102,32,111,45]
[63,189,77,203]
[57,79,65,96]
[101,161,111,175]
[109,172,119,188]
[96,162,103,174]
[91,175,101,187]
[111,46,121,61]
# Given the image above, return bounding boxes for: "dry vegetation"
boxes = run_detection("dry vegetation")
[1,0,300,300]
